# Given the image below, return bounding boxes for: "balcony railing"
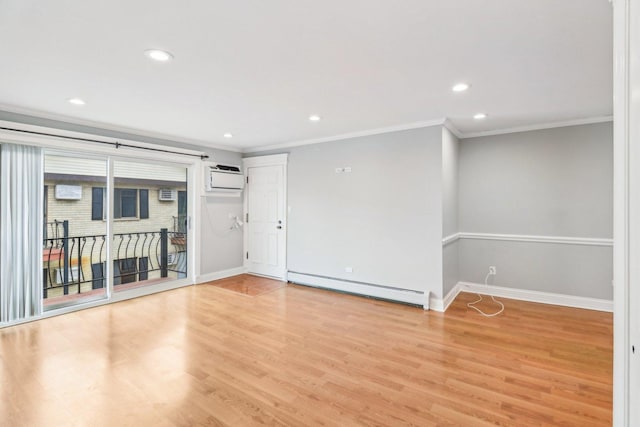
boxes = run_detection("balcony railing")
[43,220,187,300]
[173,214,187,235]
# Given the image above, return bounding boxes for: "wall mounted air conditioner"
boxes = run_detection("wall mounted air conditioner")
[158,189,177,201]
[56,266,80,284]
[204,163,244,195]
[158,252,178,266]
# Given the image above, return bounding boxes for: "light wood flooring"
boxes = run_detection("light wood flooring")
[0,274,612,426]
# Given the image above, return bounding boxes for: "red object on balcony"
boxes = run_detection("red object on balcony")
[43,248,64,262]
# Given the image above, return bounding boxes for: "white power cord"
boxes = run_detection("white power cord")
[467,271,505,317]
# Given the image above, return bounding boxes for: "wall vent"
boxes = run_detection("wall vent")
[158,189,177,201]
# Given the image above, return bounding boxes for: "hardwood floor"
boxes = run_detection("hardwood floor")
[207,274,287,296]
[0,274,612,426]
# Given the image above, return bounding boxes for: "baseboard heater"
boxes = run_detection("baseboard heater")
[287,271,428,309]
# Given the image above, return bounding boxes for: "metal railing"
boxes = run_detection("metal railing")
[173,215,187,235]
[43,221,187,299]
[44,219,67,243]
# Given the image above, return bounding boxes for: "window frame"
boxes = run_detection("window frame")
[92,186,149,221]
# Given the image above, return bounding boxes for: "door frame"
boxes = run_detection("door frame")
[242,154,289,280]
[613,0,638,424]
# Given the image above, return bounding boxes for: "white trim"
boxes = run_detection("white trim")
[461,116,614,139]
[196,266,248,284]
[1,104,613,154]
[242,119,446,153]
[0,104,613,153]
[288,272,429,309]
[457,232,613,247]
[442,119,463,139]
[457,281,613,312]
[442,233,460,246]
[0,103,241,152]
[613,0,635,424]
[242,115,613,153]
[429,283,462,312]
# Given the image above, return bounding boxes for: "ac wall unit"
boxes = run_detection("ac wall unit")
[158,253,178,266]
[204,163,244,194]
[158,189,177,201]
[56,266,80,284]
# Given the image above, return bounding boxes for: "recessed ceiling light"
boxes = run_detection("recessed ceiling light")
[68,98,86,106]
[144,49,174,62]
[309,115,321,122]
[223,133,233,138]
[452,83,470,92]
[473,113,487,120]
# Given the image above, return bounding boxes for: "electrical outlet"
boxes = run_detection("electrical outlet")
[489,266,497,275]
[345,267,353,273]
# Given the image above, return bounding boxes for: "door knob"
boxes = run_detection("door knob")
[277,225,282,229]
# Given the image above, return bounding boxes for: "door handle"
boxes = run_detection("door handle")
[277,225,282,229]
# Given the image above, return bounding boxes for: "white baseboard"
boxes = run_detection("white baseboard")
[429,283,463,312]
[287,272,429,308]
[196,266,248,284]
[457,281,613,312]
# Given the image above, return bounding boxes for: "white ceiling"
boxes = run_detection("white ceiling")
[0,0,612,151]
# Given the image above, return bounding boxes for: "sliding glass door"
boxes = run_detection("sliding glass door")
[41,152,190,309]
[43,153,108,309]
[112,159,188,292]
[0,141,194,324]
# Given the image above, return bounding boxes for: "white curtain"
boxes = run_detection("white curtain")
[0,143,43,323]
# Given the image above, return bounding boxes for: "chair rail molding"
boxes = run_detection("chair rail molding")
[442,232,613,247]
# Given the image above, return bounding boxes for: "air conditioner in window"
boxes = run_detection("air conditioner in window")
[55,266,80,284]
[158,189,177,201]
[158,253,178,266]
[204,163,244,195]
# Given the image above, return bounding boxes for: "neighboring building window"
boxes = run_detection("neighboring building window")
[139,257,149,281]
[114,258,137,285]
[91,187,105,220]
[139,189,149,219]
[115,189,137,219]
[91,262,105,289]
[91,187,149,220]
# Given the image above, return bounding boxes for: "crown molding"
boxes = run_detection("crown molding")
[460,115,613,139]
[0,103,613,154]
[442,118,463,139]
[0,103,242,153]
[245,115,612,152]
[242,118,447,153]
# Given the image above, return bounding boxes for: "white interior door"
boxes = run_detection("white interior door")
[246,165,286,279]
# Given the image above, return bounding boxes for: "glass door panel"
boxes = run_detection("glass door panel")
[112,160,188,291]
[43,153,108,309]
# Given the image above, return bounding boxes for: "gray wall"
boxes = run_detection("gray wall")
[458,122,613,299]
[200,195,244,274]
[0,110,244,276]
[247,126,444,298]
[198,149,244,275]
[442,127,459,296]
